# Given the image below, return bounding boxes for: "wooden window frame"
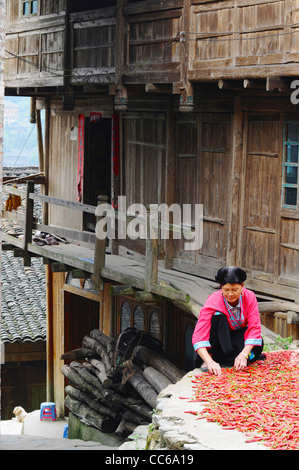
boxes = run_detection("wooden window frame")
[282,121,299,210]
[22,0,38,17]
[117,296,163,342]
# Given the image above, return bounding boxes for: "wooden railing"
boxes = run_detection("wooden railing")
[2,181,191,302]
[2,181,96,256]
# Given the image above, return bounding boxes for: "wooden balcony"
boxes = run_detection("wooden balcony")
[188,0,299,82]
[2,181,215,308]
[5,0,299,96]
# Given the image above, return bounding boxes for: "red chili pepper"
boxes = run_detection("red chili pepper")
[184,351,299,450]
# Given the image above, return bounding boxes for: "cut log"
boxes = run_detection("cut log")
[143,366,172,393]
[134,346,184,383]
[70,362,123,410]
[61,364,104,402]
[65,385,119,421]
[65,395,119,433]
[90,329,115,355]
[88,358,113,388]
[122,410,148,425]
[62,327,185,438]
[127,370,158,409]
[82,335,113,374]
[115,417,137,438]
[127,403,153,422]
[60,347,95,361]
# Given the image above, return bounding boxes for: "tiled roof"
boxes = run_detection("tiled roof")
[1,252,46,343]
[1,167,46,343]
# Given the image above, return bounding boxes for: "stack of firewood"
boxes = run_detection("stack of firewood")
[61,328,184,437]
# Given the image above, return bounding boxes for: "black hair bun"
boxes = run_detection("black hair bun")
[215,266,247,286]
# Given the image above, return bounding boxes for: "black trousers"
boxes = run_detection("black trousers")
[194,314,264,368]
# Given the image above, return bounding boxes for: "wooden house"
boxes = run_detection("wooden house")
[3,0,299,417]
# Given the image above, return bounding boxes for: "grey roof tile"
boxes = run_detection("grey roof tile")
[1,167,46,344]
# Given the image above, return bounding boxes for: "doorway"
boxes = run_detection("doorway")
[64,291,100,355]
[83,116,112,231]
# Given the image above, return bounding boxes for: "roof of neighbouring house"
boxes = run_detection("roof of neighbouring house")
[1,167,46,343]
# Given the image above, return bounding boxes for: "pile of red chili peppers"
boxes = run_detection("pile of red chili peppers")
[184,350,299,450]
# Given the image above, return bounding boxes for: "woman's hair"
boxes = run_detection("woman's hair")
[215,266,247,286]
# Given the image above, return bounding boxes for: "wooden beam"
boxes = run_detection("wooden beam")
[2,243,14,251]
[243,79,265,89]
[145,83,172,94]
[93,195,109,290]
[145,205,158,292]
[23,181,34,266]
[114,0,128,112]
[179,1,194,113]
[266,76,289,92]
[227,94,244,265]
[100,265,190,303]
[71,269,90,279]
[36,108,44,173]
[51,262,70,273]
[218,79,243,90]
[3,172,45,185]
[109,285,135,296]
[134,291,162,302]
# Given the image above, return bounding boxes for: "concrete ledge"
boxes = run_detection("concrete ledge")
[68,412,122,448]
[147,370,268,451]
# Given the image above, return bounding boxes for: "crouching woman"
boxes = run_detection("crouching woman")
[192,266,264,376]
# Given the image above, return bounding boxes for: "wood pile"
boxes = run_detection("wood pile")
[61,328,184,438]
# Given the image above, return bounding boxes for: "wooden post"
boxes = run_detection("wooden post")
[23,181,34,266]
[145,205,159,292]
[93,195,109,290]
[43,98,50,225]
[227,94,244,266]
[165,98,175,269]
[46,264,54,402]
[36,108,44,173]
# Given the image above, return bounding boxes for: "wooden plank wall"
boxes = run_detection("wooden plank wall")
[123,0,183,83]
[69,7,117,86]
[5,1,65,87]
[239,114,281,282]
[123,112,166,208]
[189,0,299,80]
[48,112,83,231]
[174,111,232,268]
[47,96,114,231]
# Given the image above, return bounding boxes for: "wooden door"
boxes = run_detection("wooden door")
[238,114,281,281]
[174,113,232,272]
[123,113,166,207]
[83,117,112,231]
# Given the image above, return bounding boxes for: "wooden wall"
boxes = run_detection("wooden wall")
[6,0,299,90]
[171,91,299,301]
[123,112,166,208]
[5,0,66,88]
[69,6,117,86]
[123,0,183,84]
[189,0,299,80]
[1,342,46,420]
[47,96,114,231]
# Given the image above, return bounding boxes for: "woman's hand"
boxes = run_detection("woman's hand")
[207,360,222,376]
[234,353,247,371]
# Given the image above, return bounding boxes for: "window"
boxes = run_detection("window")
[23,0,38,16]
[149,312,161,339]
[120,301,131,332]
[133,306,144,331]
[282,122,299,209]
[117,297,163,341]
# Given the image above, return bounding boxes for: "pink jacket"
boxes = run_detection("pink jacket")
[192,287,262,351]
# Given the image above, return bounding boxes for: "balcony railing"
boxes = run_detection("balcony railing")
[2,181,190,304]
